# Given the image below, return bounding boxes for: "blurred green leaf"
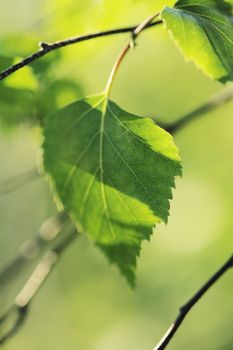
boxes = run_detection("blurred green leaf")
[0,55,13,71]
[0,76,82,129]
[0,34,82,129]
[161,0,233,82]
[35,79,83,116]
[4,59,39,92]
[0,86,37,128]
[43,94,181,285]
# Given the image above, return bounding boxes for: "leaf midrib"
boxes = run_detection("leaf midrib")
[99,97,116,240]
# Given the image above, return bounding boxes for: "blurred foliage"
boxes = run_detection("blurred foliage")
[0,1,232,350]
[0,35,83,129]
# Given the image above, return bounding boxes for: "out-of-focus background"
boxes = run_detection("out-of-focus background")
[0,1,233,349]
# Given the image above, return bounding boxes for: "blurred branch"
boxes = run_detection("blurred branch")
[0,20,162,81]
[153,254,233,350]
[0,168,40,196]
[0,221,77,345]
[0,211,67,286]
[0,305,28,345]
[161,85,233,134]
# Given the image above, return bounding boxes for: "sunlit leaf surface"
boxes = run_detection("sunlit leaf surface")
[162,0,233,82]
[43,94,181,285]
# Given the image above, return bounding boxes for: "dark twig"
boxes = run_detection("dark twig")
[162,86,233,134]
[0,20,162,81]
[0,168,40,196]
[153,254,233,350]
[0,223,77,344]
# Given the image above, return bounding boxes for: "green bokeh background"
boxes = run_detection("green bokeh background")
[0,1,232,349]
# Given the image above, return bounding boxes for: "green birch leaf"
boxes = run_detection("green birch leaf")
[161,0,233,82]
[43,94,181,286]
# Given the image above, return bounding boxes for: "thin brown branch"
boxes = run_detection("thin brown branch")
[153,254,233,350]
[0,20,162,81]
[0,224,77,345]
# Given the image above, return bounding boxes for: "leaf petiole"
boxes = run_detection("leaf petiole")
[104,12,160,99]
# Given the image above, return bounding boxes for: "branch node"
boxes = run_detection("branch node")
[0,20,162,81]
[39,41,50,50]
[18,304,28,316]
[130,32,137,48]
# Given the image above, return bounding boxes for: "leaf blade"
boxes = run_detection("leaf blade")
[161,0,233,82]
[43,94,181,285]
